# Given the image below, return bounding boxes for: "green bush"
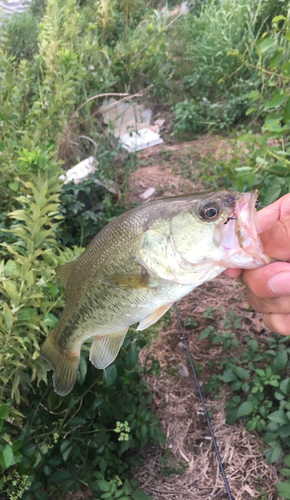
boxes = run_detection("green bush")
[174,95,249,134]
[200,13,290,205]
[58,176,126,247]
[170,0,288,132]
[172,0,263,99]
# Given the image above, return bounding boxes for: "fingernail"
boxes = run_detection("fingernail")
[268,272,290,295]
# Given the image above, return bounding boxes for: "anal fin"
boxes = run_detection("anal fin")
[137,302,173,331]
[89,329,128,369]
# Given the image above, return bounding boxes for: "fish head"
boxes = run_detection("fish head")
[137,190,271,285]
[170,189,271,269]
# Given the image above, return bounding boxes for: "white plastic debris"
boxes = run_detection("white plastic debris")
[59,156,98,185]
[154,118,165,131]
[140,187,156,200]
[101,99,163,152]
[120,128,163,153]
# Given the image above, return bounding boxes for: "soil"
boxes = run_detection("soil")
[128,135,281,500]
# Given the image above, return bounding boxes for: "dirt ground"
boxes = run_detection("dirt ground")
[129,136,281,500]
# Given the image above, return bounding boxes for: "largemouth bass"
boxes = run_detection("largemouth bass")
[40,190,270,396]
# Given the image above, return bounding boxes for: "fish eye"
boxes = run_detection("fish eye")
[199,201,221,221]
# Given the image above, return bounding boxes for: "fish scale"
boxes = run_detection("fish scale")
[40,190,270,396]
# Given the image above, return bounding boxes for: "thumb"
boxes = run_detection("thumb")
[260,216,290,262]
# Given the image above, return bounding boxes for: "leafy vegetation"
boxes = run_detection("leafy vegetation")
[200,13,290,205]
[199,309,290,499]
[1,0,290,498]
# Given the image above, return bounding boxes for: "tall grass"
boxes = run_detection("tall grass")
[171,0,279,100]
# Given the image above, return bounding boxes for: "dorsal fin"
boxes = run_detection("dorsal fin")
[55,260,77,289]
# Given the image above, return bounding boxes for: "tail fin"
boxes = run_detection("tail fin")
[40,331,80,396]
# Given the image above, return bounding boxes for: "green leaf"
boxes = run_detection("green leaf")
[60,440,72,461]
[8,181,19,192]
[125,344,139,370]
[78,355,87,385]
[276,482,290,499]
[282,62,290,77]
[273,350,288,373]
[0,405,9,420]
[279,424,290,439]
[284,456,290,467]
[42,312,59,329]
[248,339,259,352]
[44,466,52,476]
[237,401,255,418]
[246,420,256,431]
[50,470,72,483]
[198,329,211,341]
[283,99,290,123]
[141,424,147,438]
[97,479,110,492]
[264,93,286,111]
[0,445,14,470]
[221,369,237,383]
[232,366,250,380]
[248,90,260,101]
[102,364,117,387]
[258,38,276,53]
[281,469,290,477]
[132,489,152,500]
[101,492,113,499]
[3,303,13,330]
[270,50,285,69]
[268,410,289,425]
[264,185,282,205]
[266,441,282,463]
[272,15,286,23]
[246,107,257,116]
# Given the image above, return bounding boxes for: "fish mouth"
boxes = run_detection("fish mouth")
[220,190,271,268]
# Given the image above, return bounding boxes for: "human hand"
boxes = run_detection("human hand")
[225,194,290,336]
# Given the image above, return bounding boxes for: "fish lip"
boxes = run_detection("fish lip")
[234,190,271,265]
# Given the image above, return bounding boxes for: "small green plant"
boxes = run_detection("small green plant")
[198,310,241,350]
[174,95,248,135]
[276,455,290,499]
[202,311,290,485]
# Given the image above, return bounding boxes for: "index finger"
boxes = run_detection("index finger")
[257,193,290,233]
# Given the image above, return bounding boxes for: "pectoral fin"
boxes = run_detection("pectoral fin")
[89,329,128,369]
[137,302,173,331]
[100,274,158,290]
[137,229,178,282]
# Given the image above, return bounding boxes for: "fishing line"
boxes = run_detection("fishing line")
[174,303,234,500]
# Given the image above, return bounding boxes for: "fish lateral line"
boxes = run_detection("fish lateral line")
[99,273,158,289]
